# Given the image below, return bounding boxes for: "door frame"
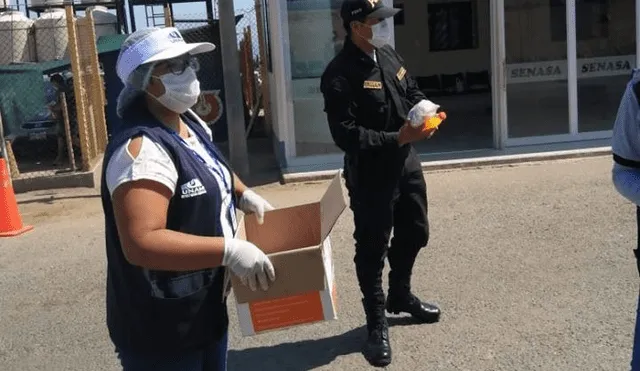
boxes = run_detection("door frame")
[490,0,506,150]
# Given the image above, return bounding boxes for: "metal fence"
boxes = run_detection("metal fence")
[172,17,227,140]
[236,5,270,138]
[0,6,106,181]
[66,7,108,173]
[172,4,270,141]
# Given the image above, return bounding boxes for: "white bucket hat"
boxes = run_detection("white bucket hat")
[116,27,215,85]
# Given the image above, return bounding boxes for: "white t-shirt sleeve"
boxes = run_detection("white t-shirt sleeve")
[105,135,179,197]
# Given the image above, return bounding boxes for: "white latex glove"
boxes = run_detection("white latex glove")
[407,99,440,128]
[238,189,275,225]
[223,238,276,291]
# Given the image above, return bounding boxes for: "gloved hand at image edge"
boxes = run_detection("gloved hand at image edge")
[238,189,275,225]
[223,238,276,291]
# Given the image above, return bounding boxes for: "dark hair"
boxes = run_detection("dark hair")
[344,15,367,36]
[120,94,153,122]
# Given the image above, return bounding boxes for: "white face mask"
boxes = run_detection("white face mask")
[368,21,391,48]
[152,66,201,114]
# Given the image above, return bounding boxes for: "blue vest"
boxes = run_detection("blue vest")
[100,111,236,353]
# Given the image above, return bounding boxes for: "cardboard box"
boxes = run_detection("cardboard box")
[231,173,347,336]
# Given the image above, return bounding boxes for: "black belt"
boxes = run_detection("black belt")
[613,154,640,169]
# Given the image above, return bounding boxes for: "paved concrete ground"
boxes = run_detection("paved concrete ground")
[1,155,638,370]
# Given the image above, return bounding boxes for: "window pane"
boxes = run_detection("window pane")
[428,2,479,52]
[505,0,569,138]
[410,0,493,154]
[577,0,635,133]
[287,0,344,156]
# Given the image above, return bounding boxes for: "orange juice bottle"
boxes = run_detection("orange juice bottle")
[422,111,447,132]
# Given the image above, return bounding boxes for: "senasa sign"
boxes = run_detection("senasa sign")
[507,55,636,84]
[580,57,633,76]
[509,64,564,82]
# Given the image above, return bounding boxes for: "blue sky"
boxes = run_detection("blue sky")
[129,0,256,31]
[13,0,257,42]
[118,0,259,52]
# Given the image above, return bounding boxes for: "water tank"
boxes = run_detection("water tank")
[0,10,36,65]
[80,0,116,4]
[82,6,118,39]
[30,0,65,7]
[34,8,68,62]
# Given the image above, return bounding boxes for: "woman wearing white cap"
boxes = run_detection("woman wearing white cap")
[100,27,276,370]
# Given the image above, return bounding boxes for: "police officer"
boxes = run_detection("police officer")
[320,0,441,367]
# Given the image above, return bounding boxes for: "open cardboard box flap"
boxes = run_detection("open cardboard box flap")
[231,173,346,304]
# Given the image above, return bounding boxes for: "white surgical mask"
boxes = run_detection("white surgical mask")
[368,21,391,48]
[151,66,201,114]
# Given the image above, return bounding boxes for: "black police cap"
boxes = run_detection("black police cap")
[340,0,400,24]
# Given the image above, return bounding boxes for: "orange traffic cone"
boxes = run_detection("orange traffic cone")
[0,158,33,237]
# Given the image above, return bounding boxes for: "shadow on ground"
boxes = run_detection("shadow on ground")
[18,193,101,205]
[228,317,430,370]
[387,315,432,327]
[228,326,366,370]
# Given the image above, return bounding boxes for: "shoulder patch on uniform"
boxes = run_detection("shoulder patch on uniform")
[330,77,347,93]
[363,80,383,89]
[396,67,406,81]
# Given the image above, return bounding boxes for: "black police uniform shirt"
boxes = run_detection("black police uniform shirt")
[100,108,236,353]
[320,37,427,181]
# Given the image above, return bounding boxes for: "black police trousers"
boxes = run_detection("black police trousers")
[345,147,430,314]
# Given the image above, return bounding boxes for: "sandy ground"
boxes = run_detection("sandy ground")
[1,155,638,370]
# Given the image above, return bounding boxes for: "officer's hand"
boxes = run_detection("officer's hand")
[398,121,436,146]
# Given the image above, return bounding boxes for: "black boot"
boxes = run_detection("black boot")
[362,299,392,367]
[386,292,441,323]
[387,254,441,323]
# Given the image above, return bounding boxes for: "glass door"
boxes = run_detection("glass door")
[503,0,571,140]
[410,0,494,154]
[576,0,635,133]
[286,0,344,157]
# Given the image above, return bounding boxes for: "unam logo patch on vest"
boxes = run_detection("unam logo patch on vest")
[181,178,207,199]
